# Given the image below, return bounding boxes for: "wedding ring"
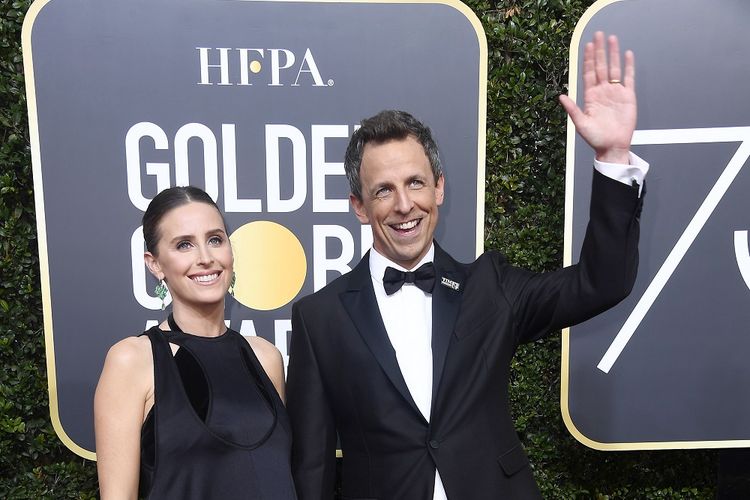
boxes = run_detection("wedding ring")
[609,79,621,84]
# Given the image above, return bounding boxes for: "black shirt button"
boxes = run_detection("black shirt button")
[429,439,440,449]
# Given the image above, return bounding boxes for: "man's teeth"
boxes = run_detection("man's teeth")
[193,273,218,283]
[393,220,418,230]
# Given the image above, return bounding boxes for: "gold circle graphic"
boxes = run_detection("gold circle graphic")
[249,60,262,73]
[230,221,306,311]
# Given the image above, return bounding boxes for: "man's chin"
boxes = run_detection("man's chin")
[389,248,430,269]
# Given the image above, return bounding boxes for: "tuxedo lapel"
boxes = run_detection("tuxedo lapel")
[339,253,424,420]
[431,243,465,406]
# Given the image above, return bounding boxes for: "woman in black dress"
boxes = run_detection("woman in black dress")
[95,187,296,499]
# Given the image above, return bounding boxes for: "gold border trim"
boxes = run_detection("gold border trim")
[236,0,487,257]
[560,0,750,451]
[23,0,486,460]
[23,0,97,462]
[240,0,488,257]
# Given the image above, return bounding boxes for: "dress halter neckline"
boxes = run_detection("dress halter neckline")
[167,313,227,339]
[158,314,280,450]
[167,313,182,333]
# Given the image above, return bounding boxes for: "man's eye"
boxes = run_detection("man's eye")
[375,188,391,198]
[409,180,425,188]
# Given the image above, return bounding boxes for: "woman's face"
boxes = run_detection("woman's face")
[145,201,233,309]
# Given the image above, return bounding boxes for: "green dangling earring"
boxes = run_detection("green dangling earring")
[229,272,237,298]
[154,279,168,310]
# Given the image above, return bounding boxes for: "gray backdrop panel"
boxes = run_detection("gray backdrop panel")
[567,0,750,446]
[27,0,485,454]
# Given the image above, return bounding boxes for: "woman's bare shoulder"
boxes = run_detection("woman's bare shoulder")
[103,335,153,373]
[245,335,282,362]
[244,335,286,400]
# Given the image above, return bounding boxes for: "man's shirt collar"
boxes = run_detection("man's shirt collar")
[369,243,435,284]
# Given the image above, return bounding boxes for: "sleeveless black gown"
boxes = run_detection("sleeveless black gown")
[138,316,297,499]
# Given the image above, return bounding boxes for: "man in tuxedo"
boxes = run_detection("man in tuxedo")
[286,32,648,499]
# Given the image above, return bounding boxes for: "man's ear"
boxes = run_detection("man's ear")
[350,193,369,224]
[144,252,163,280]
[435,175,445,206]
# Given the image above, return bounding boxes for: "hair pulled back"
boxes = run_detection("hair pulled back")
[142,186,225,255]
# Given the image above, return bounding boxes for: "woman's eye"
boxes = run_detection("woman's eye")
[209,236,223,246]
[176,241,192,250]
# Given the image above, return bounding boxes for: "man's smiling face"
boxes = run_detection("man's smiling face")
[350,135,444,270]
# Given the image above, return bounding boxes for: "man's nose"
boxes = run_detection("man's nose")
[394,189,414,213]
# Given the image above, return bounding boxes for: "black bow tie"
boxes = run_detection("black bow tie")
[383,262,436,295]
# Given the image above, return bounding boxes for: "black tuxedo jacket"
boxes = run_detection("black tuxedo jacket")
[287,171,643,499]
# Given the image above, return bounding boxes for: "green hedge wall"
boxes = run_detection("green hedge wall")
[0,0,715,498]
[0,0,98,498]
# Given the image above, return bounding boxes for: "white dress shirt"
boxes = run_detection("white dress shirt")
[369,244,450,500]
[597,152,649,196]
[370,245,435,420]
[365,157,648,500]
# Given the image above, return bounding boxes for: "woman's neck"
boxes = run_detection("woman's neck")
[169,302,226,337]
